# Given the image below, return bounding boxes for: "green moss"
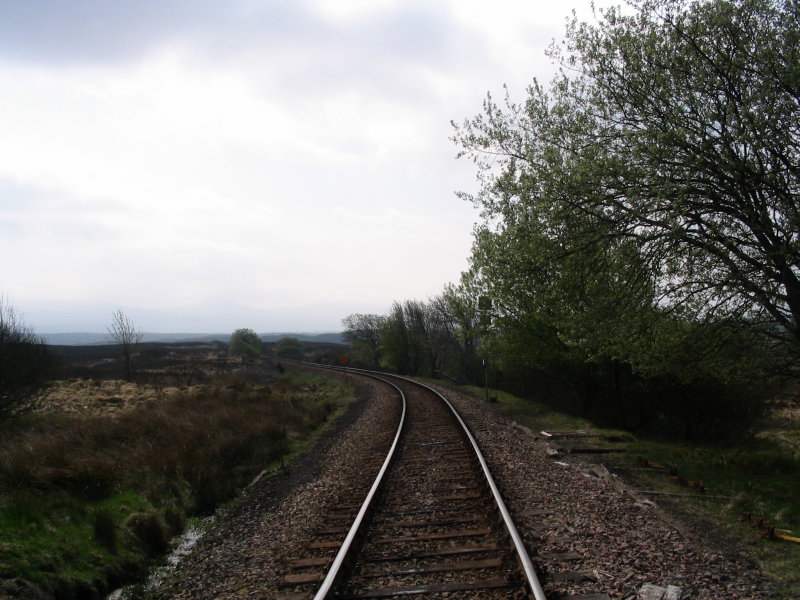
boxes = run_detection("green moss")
[0,489,153,595]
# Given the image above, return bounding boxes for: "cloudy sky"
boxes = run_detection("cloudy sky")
[0,0,611,333]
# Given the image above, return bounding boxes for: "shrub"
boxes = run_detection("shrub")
[0,298,59,421]
[163,505,185,537]
[124,513,169,557]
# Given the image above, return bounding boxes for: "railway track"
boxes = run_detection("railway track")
[278,366,546,600]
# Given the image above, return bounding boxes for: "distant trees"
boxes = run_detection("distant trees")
[341,313,386,368]
[107,309,143,382]
[229,328,262,373]
[341,282,484,383]
[0,297,58,421]
[275,337,304,360]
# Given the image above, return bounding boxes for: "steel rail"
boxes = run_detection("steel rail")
[290,361,545,599]
[310,370,407,600]
[400,376,548,600]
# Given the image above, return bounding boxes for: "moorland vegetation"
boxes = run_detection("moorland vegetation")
[0,334,352,599]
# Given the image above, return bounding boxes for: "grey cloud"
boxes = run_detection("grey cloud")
[0,0,491,115]
[0,0,485,77]
[230,5,489,108]
[0,0,306,64]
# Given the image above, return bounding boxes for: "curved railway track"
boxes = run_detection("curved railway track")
[278,366,546,600]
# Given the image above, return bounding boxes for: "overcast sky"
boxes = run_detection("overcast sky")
[0,0,613,333]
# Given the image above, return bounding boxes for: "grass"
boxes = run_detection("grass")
[619,437,800,596]
[0,368,355,599]
[460,384,800,597]
[0,490,151,597]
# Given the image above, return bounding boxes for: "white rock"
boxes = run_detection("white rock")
[639,583,666,600]
[665,585,683,599]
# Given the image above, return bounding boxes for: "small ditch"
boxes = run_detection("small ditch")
[107,517,213,600]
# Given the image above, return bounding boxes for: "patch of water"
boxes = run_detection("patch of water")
[106,518,212,599]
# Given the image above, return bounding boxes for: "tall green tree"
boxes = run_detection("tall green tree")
[381,299,454,377]
[454,0,800,363]
[430,281,483,383]
[380,302,414,374]
[451,0,790,435]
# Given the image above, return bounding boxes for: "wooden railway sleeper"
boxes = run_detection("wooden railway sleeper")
[287,364,545,600]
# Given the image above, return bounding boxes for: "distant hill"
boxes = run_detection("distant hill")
[43,331,344,346]
[259,332,344,344]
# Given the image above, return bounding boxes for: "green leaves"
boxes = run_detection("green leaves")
[228,328,262,360]
[454,0,800,357]
[450,0,795,433]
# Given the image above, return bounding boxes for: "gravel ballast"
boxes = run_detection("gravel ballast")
[435,384,771,600]
[152,374,398,599]
[150,371,771,600]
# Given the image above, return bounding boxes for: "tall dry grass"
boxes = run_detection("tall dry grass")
[0,371,351,599]
[0,384,310,510]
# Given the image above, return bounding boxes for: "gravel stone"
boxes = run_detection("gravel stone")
[433,384,771,600]
[149,371,771,599]
[153,372,397,599]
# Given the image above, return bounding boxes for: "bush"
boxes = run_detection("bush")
[0,298,58,421]
[275,337,304,360]
[653,379,769,440]
[517,354,771,441]
[124,513,169,557]
[163,505,185,537]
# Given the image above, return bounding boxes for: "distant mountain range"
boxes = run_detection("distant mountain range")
[22,299,381,342]
[44,332,344,346]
